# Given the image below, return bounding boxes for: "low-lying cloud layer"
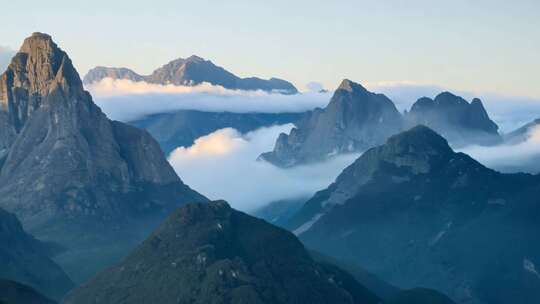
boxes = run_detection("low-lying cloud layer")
[87,79,331,121]
[89,78,540,134]
[168,124,359,211]
[460,126,540,174]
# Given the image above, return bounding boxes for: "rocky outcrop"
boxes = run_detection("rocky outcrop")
[0,208,73,300]
[0,33,207,284]
[64,201,380,304]
[286,125,540,304]
[405,92,500,147]
[260,79,403,167]
[84,55,298,94]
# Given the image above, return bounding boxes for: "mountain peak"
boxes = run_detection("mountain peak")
[337,79,367,93]
[185,55,205,63]
[386,125,452,155]
[65,200,380,304]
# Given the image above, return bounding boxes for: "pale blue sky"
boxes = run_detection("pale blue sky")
[1,0,539,97]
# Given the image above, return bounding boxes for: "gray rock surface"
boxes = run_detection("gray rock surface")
[84,55,298,94]
[0,33,207,285]
[260,79,403,167]
[405,92,500,147]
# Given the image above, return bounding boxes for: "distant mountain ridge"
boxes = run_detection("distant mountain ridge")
[405,92,500,147]
[84,55,298,94]
[130,110,305,154]
[260,80,502,167]
[286,125,540,303]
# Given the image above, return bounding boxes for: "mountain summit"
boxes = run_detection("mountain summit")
[84,55,298,94]
[0,33,207,284]
[65,201,380,304]
[260,79,403,167]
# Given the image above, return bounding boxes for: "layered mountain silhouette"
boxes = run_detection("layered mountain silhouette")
[131,110,305,154]
[0,279,57,304]
[260,79,403,167]
[0,208,73,300]
[405,92,500,147]
[286,125,540,303]
[0,33,207,284]
[84,55,298,94]
[64,201,381,304]
[260,81,502,167]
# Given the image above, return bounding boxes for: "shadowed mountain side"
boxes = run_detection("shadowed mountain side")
[0,280,57,304]
[0,208,73,300]
[286,125,540,304]
[130,110,305,154]
[64,201,380,304]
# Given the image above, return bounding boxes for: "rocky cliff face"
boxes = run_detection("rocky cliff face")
[286,125,540,304]
[0,208,73,300]
[260,79,403,167]
[405,92,500,147]
[84,55,298,94]
[0,33,207,284]
[64,201,380,304]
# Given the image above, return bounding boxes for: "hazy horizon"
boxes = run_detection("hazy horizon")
[1,0,539,99]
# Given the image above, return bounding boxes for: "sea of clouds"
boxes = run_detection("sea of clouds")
[87,78,540,210]
[167,124,359,211]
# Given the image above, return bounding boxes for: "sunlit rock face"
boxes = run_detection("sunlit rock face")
[64,201,381,304]
[84,56,298,94]
[260,79,403,167]
[0,33,207,285]
[405,92,501,147]
[286,125,540,304]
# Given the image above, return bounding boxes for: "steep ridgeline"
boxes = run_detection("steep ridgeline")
[84,55,298,94]
[260,79,403,167]
[286,125,540,304]
[0,208,73,300]
[130,110,305,154]
[405,92,500,147]
[64,201,380,304]
[0,33,207,284]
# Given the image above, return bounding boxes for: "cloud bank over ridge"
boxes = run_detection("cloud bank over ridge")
[168,124,359,211]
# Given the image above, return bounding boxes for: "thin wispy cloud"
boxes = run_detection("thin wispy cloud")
[88,78,540,134]
[168,124,359,212]
[87,78,331,121]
